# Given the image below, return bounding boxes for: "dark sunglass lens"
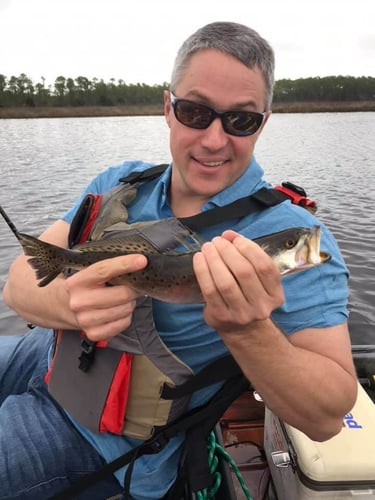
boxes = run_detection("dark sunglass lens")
[224,111,263,136]
[175,101,213,129]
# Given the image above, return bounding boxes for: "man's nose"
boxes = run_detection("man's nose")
[200,117,229,150]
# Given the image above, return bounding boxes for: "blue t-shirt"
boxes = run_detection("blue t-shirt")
[61,157,348,498]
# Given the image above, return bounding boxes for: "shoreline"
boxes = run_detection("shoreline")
[0,101,374,119]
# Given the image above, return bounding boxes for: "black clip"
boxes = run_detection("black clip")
[275,182,317,213]
[143,433,169,455]
[281,181,307,197]
[78,337,96,372]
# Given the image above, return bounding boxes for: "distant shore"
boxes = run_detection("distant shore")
[0,101,374,119]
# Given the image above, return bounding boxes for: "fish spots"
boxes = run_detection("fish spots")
[13,225,328,302]
[78,239,158,256]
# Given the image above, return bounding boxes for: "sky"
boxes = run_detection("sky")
[0,0,374,88]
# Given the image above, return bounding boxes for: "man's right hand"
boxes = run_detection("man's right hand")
[65,254,148,341]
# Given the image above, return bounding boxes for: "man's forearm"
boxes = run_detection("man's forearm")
[221,319,357,441]
[3,253,78,329]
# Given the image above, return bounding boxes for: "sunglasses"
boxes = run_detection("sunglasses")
[169,92,265,137]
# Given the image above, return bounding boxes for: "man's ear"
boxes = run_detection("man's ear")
[260,110,272,133]
[164,90,172,128]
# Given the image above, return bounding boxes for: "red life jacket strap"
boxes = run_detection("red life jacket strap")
[99,352,133,434]
[68,193,103,248]
[275,181,317,211]
[45,329,63,385]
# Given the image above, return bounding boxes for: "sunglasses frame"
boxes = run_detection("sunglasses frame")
[169,92,265,137]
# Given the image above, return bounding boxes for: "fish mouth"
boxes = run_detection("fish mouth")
[294,226,331,270]
[319,251,331,264]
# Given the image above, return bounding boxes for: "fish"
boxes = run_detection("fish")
[0,204,330,304]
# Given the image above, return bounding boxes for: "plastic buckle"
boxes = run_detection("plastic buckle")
[144,433,169,455]
[275,182,317,213]
[78,337,96,372]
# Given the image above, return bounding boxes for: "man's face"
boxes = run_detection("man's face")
[164,48,270,213]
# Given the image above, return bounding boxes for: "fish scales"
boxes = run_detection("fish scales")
[78,235,162,255]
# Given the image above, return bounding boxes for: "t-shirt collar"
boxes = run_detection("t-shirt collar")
[203,157,265,210]
[158,157,265,212]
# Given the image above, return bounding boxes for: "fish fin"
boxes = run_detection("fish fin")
[173,231,204,252]
[36,268,63,287]
[0,207,70,287]
[17,233,67,287]
[26,256,63,286]
[125,219,204,253]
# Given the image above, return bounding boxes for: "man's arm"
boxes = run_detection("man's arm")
[3,220,76,329]
[222,320,356,442]
[193,230,357,442]
[3,219,147,341]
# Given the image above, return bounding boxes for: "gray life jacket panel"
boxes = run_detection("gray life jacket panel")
[47,191,202,438]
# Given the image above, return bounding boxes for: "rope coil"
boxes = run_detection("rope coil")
[196,431,253,500]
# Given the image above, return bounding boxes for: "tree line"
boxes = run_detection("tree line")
[0,73,373,108]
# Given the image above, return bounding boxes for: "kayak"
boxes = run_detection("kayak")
[185,345,375,500]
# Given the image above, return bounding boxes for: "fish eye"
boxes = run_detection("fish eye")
[284,238,297,250]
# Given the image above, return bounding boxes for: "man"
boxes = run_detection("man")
[2,21,357,499]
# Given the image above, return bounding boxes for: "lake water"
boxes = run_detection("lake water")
[0,112,374,344]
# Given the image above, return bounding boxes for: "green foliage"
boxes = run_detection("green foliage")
[0,74,373,108]
[0,74,169,107]
[273,76,375,103]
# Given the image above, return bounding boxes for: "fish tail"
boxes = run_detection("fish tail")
[17,233,68,287]
[0,205,70,286]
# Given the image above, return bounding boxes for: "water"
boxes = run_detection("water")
[0,113,374,344]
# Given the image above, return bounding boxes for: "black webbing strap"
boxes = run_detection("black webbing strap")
[118,164,290,231]
[179,187,289,231]
[50,437,163,500]
[50,373,250,500]
[119,163,169,185]
[161,354,242,400]
[174,374,250,493]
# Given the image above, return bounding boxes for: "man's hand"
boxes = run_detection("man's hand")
[193,230,285,334]
[65,254,147,341]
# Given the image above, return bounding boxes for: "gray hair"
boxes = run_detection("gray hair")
[170,22,275,111]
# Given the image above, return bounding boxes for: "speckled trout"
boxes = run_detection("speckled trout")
[0,204,330,304]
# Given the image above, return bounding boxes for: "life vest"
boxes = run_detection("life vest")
[48,164,317,500]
